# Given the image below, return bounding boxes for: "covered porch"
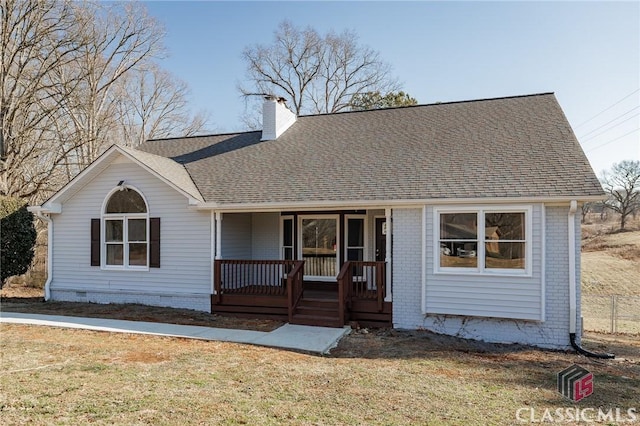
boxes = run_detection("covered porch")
[209,209,393,328]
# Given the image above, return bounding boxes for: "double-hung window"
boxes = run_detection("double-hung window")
[436,206,530,275]
[103,188,149,269]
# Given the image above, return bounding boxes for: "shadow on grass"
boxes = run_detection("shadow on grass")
[330,328,640,407]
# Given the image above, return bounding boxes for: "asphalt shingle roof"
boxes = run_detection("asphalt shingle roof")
[137,93,604,205]
[119,146,204,202]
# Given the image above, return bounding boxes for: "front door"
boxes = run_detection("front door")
[375,217,386,262]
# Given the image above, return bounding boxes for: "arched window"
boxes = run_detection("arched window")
[102,187,149,268]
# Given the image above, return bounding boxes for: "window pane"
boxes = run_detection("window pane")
[129,243,147,266]
[347,218,364,247]
[106,189,147,213]
[440,213,477,239]
[105,220,123,242]
[106,244,123,265]
[485,213,525,240]
[440,242,478,268]
[283,218,293,246]
[485,242,525,269]
[301,218,337,276]
[283,247,293,260]
[347,248,364,261]
[128,219,147,241]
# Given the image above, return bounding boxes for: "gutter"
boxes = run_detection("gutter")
[29,207,53,301]
[191,195,607,213]
[567,200,614,359]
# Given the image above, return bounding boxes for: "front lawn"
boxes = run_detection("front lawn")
[1,324,637,425]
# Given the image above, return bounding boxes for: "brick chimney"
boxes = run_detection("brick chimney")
[261,95,296,141]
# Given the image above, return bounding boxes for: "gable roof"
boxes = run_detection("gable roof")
[35,145,202,213]
[117,146,203,202]
[135,93,603,207]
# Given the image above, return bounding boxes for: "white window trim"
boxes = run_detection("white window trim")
[345,214,368,262]
[433,205,533,277]
[297,214,340,281]
[101,185,150,271]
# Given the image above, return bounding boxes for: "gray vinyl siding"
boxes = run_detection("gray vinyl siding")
[51,160,211,296]
[251,212,280,260]
[392,204,576,349]
[424,204,544,321]
[220,213,252,259]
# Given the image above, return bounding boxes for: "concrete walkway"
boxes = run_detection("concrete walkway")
[0,312,351,355]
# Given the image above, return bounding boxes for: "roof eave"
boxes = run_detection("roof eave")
[193,194,607,213]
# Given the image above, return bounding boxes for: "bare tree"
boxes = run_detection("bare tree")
[55,1,165,173]
[601,160,640,230]
[581,202,592,224]
[1,1,171,201]
[309,29,397,114]
[0,0,85,201]
[114,64,210,147]
[239,20,398,123]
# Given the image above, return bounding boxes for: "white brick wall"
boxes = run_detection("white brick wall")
[392,205,579,350]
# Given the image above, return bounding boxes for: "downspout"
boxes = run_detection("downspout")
[568,200,614,359]
[34,210,53,301]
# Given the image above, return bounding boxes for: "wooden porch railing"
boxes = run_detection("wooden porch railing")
[338,261,386,315]
[213,259,298,303]
[337,262,352,326]
[286,260,305,323]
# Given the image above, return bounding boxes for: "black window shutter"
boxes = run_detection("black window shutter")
[90,219,100,266]
[149,217,160,268]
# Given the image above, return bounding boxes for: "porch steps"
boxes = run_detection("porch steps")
[290,297,343,328]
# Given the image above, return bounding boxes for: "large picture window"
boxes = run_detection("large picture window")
[436,207,530,274]
[102,187,149,269]
[298,215,339,278]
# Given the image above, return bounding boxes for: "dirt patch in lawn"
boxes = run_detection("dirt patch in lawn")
[0,284,283,333]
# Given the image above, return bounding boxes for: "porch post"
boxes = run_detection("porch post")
[385,207,392,302]
[215,211,222,260]
[212,211,223,297]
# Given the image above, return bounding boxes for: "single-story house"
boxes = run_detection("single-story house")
[29,93,605,349]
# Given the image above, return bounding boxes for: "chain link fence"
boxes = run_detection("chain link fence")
[582,295,640,334]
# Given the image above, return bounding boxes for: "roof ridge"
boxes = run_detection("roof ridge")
[297,92,556,119]
[145,129,262,143]
[143,92,555,143]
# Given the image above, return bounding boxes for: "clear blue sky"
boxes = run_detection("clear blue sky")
[143,1,639,175]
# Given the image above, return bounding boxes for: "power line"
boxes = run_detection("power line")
[578,105,639,139]
[580,112,640,145]
[574,88,640,129]
[585,127,639,153]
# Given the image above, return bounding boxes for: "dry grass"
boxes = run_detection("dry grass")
[580,217,640,334]
[581,228,640,297]
[0,324,638,426]
[0,214,637,424]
